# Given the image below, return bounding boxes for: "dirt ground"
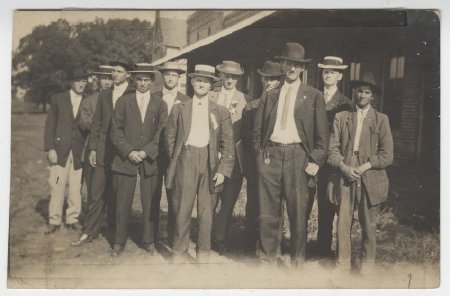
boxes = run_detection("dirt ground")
[8,109,440,289]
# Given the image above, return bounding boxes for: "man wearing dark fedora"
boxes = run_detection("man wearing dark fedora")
[164,64,234,263]
[152,61,190,247]
[328,72,393,274]
[210,60,249,254]
[78,65,114,212]
[109,63,167,256]
[311,56,353,258]
[241,60,284,253]
[72,58,133,246]
[44,67,89,234]
[253,42,329,267]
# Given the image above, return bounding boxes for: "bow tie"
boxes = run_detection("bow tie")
[163,89,177,96]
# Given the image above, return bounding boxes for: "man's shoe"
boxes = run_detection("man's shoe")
[142,243,155,255]
[111,244,125,257]
[66,222,83,232]
[212,240,226,255]
[71,233,93,246]
[45,224,60,235]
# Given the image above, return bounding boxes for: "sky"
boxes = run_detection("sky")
[12,10,194,50]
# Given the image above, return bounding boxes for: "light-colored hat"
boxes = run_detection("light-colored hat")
[92,65,114,75]
[188,64,219,82]
[128,63,159,74]
[157,61,186,74]
[216,60,244,76]
[317,56,348,70]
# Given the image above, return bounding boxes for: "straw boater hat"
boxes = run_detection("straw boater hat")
[317,56,348,70]
[350,72,381,95]
[109,58,133,71]
[275,42,311,63]
[257,61,284,77]
[128,63,159,74]
[157,61,186,74]
[92,65,114,75]
[216,60,244,76]
[188,64,219,82]
[68,67,89,81]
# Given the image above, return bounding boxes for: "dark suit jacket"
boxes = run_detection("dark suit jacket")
[253,83,329,166]
[164,97,235,193]
[88,86,133,167]
[110,91,168,176]
[327,107,394,205]
[325,91,353,132]
[44,91,87,170]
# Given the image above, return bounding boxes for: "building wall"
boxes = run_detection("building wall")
[187,11,225,44]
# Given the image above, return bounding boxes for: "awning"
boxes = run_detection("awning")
[150,10,276,66]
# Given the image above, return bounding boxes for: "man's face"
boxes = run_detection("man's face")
[71,78,88,94]
[163,70,179,90]
[356,85,374,109]
[322,69,343,87]
[98,75,113,90]
[261,76,281,92]
[191,76,212,97]
[134,73,153,93]
[220,73,239,90]
[111,65,129,85]
[282,60,304,83]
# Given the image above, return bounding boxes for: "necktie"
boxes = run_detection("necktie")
[281,86,293,130]
[324,90,330,103]
[139,94,146,123]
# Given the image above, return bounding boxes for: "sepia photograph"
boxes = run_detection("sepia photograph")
[7,5,441,290]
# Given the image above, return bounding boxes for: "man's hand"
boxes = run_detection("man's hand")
[355,162,372,175]
[137,151,147,161]
[339,162,360,182]
[48,149,58,165]
[213,173,225,187]
[89,151,97,167]
[305,162,319,176]
[128,151,143,164]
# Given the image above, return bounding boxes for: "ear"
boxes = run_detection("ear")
[337,72,343,81]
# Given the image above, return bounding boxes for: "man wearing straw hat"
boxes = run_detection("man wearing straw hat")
[327,72,393,274]
[44,67,89,234]
[153,61,190,247]
[165,64,234,263]
[312,56,353,258]
[109,63,167,256]
[253,42,329,267]
[241,60,284,253]
[210,60,249,255]
[72,59,133,246]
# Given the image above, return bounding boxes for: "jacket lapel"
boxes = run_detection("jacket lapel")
[64,91,75,121]
[347,108,357,148]
[208,99,218,139]
[294,84,309,144]
[181,100,193,143]
[143,93,159,126]
[267,89,280,133]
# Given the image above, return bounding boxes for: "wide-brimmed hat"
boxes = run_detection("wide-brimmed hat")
[188,64,219,82]
[216,60,244,76]
[109,58,133,71]
[257,61,284,77]
[350,72,381,94]
[128,63,159,74]
[157,61,186,74]
[68,67,89,81]
[275,42,311,63]
[92,65,114,75]
[318,56,348,70]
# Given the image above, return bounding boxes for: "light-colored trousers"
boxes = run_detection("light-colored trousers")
[48,151,83,225]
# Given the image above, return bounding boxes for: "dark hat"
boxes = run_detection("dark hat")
[350,72,381,94]
[275,42,311,63]
[216,60,244,76]
[318,56,348,70]
[68,67,89,81]
[92,65,114,75]
[109,58,132,71]
[157,61,186,74]
[128,63,159,74]
[257,61,284,77]
[188,64,219,82]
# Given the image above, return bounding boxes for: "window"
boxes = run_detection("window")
[389,56,405,79]
[384,55,405,130]
[350,62,361,81]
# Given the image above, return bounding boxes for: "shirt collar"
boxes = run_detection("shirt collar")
[193,94,208,105]
[283,78,301,90]
[114,81,128,92]
[221,86,235,96]
[324,85,338,96]
[136,90,150,97]
[163,87,178,95]
[356,105,371,117]
[70,89,82,99]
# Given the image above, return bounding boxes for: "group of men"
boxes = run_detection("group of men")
[44,42,393,272]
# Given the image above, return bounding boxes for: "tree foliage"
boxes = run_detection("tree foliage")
[12,17,153,111]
